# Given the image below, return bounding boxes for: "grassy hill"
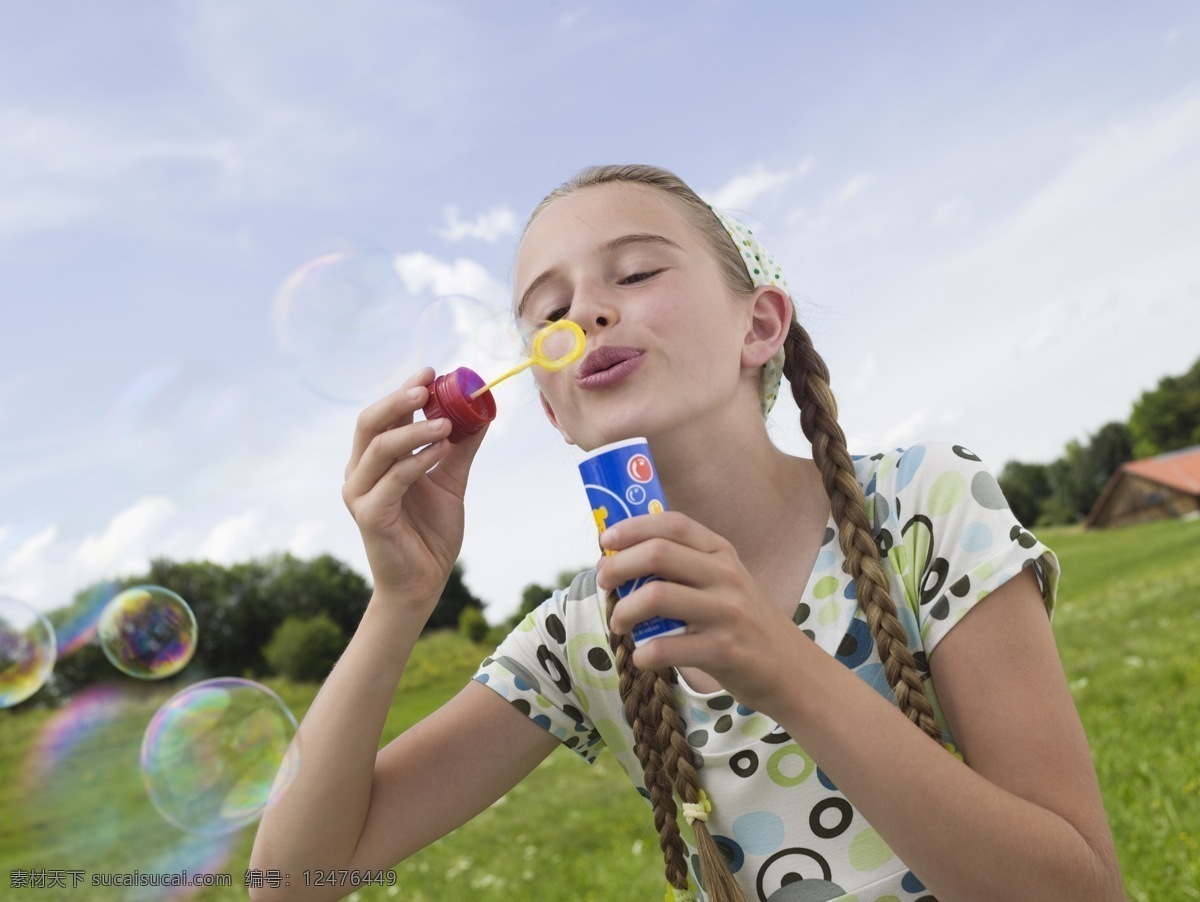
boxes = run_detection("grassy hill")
[2,517,1197,900]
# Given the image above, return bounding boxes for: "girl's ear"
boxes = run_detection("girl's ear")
[539,391,577,446]
[742,285,792,368]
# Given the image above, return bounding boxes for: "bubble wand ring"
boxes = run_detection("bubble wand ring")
[422,320,586,443]
[470,319,586,397]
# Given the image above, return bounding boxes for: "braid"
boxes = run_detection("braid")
[782,322,942,741]
[657,689,746,901]
[605,588,690,891]
[606,588,746,901]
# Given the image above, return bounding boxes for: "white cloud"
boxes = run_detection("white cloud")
[197,510,262,565]
[1,525,63,608]
[929,195,973,231]
[826,174,874,208]
[393,251,511,307]
[4,525,58,577]
[287,521,328,559]
[73,497,176,574]
[704,160,813,211]
[432,205,519,243]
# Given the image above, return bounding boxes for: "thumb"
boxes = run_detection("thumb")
[430,421,491,494]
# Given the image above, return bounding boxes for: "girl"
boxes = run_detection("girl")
[249,165,1123,901]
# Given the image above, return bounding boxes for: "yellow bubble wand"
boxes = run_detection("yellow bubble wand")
[470,319,586,398]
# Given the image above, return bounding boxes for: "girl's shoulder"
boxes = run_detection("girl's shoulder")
[851,440,1006,508]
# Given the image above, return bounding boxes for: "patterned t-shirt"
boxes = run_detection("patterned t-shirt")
[473,442,1060,902]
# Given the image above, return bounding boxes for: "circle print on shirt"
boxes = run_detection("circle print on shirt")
[755,847,841,901]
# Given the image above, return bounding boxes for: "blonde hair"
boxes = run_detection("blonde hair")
[526,164,941,901]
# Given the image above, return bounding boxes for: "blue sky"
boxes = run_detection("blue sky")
[2,2,1198,624]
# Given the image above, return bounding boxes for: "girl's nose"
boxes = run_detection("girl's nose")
[572,281,618,334]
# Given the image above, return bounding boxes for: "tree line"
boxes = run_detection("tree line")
[25,553,485,708]
[998,355,1200,527]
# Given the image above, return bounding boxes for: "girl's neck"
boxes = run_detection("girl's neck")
[649,414,828,573]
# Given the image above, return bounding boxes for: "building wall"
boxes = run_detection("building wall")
[1095,473,1200,529]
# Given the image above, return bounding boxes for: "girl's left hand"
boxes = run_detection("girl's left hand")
[597,510,804,714]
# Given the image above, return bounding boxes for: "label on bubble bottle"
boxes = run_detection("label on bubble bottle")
[578,437,686,646]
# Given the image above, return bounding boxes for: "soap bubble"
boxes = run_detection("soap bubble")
[98,586,197,679]
[273,239,521,403]
[274,239,418,403]
[141,678,301,835]
[0,596,56,708]
[19,683,237,891]
[52,579,118,660]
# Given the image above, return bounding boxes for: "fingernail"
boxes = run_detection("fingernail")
[427,417,447,429]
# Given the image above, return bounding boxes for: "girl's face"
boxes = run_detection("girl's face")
[514,183,756,451]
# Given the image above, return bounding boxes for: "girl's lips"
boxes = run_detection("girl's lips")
[575,352,644,389]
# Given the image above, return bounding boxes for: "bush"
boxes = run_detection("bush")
[457,606,489,644]
[264,613,345,683]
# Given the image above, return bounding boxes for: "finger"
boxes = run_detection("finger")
[607,580,712,636]
[346,368,436,474]
[629,631,709,674]
[599,510,726,555]
[349,437,453,518]
[596,535,722,594]
[344,416,452,500]
[427,419,491,497]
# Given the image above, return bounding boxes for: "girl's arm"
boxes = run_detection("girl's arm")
[249,600,558,901]
[768,568,1123,901]
[250,370,561,900]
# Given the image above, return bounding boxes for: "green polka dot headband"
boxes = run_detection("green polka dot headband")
[708,206,790,417]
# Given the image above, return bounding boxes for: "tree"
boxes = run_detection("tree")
[1129,356,1200,458]
[422,561,486,633]
[264,614,345,683]
[998,461,1052,528]
[508,568,585,629]
[458,607,489,643]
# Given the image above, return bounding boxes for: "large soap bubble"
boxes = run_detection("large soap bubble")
[98,586,197,680]
[274,240,418,403]
[274,240,522,403]
[0,596,56,708]
[20,683,237,896]
[141,678,301,835]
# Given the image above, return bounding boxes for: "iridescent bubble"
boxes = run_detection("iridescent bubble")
[273,239,521,403]
[19,683,236,892]
[141,678,301,835]
[98,586,197,679]
[51,579,118,660]
[0,596,56,708]
[274,239,419,403]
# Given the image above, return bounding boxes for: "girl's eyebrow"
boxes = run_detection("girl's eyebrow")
[517,232,683,318]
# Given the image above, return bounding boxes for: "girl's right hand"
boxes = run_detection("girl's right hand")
[342,367,489,614]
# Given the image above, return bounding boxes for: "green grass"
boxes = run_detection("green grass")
[1039,517,1200,899]
[3,518,1197,900]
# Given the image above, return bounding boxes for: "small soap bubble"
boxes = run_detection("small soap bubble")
[274,239,420,403]
[98,586,197,680]
[0,596,56,708]
[141,678,301,835]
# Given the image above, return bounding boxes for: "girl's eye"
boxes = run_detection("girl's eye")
[542,306,569,323]
[620,270,661,285]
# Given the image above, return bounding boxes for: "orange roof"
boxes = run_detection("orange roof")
[1084,444,1200,528]
[1121,444,1200,494]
